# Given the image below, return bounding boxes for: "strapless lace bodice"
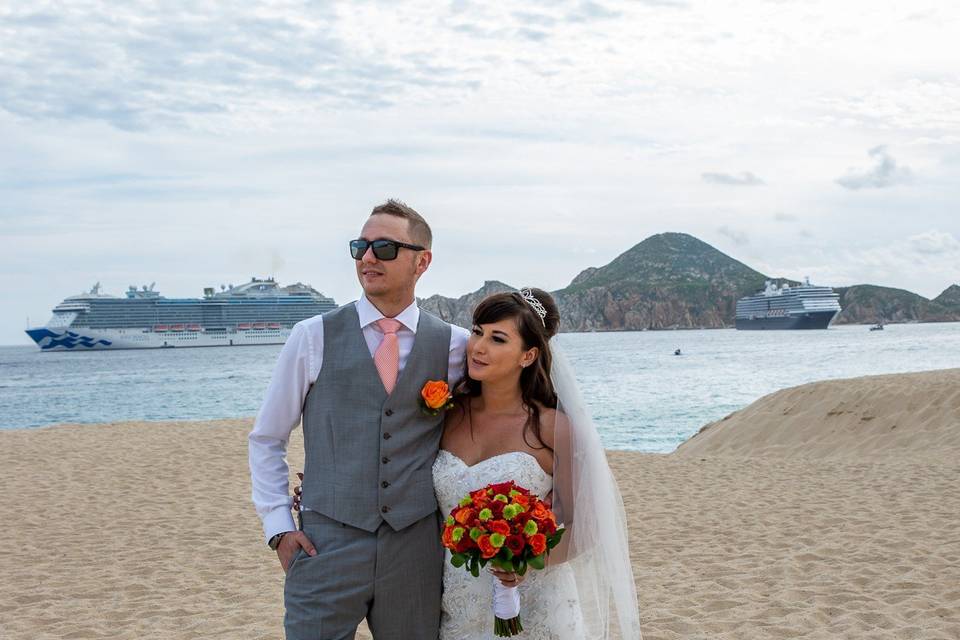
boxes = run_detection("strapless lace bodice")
[432,449,584,639]
[433,449,554,515]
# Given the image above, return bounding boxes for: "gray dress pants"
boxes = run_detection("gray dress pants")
[284,510,443,640]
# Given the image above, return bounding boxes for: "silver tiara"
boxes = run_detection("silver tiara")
[519,288,546,326]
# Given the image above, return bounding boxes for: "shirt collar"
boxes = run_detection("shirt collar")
[356,295,419,333]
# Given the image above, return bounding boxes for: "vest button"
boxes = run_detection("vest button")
[381,481,390,488]
[382,456,390,464]
[385,409,394,416]
[381,505,390,513]
[383,433,391,440]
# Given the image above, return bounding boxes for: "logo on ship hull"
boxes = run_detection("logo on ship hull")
[26,329,113,350]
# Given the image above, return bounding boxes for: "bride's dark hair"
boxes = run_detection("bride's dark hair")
[454,287,561,450]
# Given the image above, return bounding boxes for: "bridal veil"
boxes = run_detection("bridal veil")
[549,346,643,639]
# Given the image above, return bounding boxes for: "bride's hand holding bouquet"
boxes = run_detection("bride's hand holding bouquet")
[441,480,565,637]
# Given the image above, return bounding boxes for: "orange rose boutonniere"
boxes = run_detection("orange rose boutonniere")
[420,380,455,416]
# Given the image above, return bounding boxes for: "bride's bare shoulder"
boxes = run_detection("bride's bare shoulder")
[536,406,571,450]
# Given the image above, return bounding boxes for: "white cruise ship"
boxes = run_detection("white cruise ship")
[26,278,337,351]
[735,278,841,330]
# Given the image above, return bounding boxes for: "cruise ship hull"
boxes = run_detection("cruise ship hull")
[25,326,294,351]
[735,310,838,330]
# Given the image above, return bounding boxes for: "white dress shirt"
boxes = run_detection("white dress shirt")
[248,296,470,542]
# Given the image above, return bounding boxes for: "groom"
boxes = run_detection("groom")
[249,200,469,639]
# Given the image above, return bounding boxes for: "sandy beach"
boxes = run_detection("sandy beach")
[2,369,958,639]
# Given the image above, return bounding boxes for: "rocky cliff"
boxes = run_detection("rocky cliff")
[834,285,960,324]
[419,280,516,328]
[933,284,960,309]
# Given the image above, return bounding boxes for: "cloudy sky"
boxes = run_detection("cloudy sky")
[3,0,959,345]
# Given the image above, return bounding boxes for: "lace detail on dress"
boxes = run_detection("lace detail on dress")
[433,450,585,640]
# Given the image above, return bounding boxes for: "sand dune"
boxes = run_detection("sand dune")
[676,368,960,460]
[1,369,958,639]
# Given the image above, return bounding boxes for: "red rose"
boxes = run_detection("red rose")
[529,533,547,556]
[489,520,510,536]
[477,535,498,559]
[490,501,505,518]
[505,534,526,555]
[441,526,455,549]
[470,489,490,505]
[490,481,515,496]
[537,517,557,535]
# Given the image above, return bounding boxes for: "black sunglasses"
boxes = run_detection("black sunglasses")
[349,238,426,261]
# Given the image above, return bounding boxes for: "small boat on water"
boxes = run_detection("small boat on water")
[870,322,885,331]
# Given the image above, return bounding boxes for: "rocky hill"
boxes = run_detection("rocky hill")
[554,233,777,331]
[933,284,960,309]
[834,285,960,324]
[419,280,515,327]
[419,233,960,332]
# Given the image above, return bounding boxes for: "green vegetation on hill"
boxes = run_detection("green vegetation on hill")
[933,284,960,309]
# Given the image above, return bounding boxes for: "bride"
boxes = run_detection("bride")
[298,288,641,639]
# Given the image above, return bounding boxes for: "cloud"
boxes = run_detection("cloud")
[774,212,798,222]
[717,226,749,245]
[513,11,559,28]
[567,2,622,22]
[835,146,913,190]
[701,171,765,186]
[517,27,551,42]
[908,230,960,255]
[0,3,480,131]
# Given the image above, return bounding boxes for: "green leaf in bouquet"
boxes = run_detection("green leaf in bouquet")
[451,553,467,568]
[469,556,480,578]
[528,553,546,570]
[516,559,527,576]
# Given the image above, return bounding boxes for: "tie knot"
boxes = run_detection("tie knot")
[375,318,403,335]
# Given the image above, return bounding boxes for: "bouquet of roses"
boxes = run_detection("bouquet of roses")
[441,480,565,637]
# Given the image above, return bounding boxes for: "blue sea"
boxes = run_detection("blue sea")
[2,323,958,452]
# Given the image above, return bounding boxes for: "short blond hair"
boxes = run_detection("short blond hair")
[370,199,432,249]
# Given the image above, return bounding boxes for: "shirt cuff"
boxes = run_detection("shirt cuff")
[263,506,297,544]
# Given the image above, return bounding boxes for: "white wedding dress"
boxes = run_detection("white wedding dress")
[433,449,585,640]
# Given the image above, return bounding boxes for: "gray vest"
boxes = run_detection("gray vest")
[300,302,452,532]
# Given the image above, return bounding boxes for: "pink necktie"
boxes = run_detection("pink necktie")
[373,318,402,394]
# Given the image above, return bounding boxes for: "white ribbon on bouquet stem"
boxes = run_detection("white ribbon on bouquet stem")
[492,578,521,619]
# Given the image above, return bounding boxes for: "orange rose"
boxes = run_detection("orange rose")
[441,526,455,549]
[529,533,547,556]
[421,380,451,410]
[477,534,498,559]
[454,507,476,526]
[529,502,550,521]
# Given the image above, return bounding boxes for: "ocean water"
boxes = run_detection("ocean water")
[2,322,958,452]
